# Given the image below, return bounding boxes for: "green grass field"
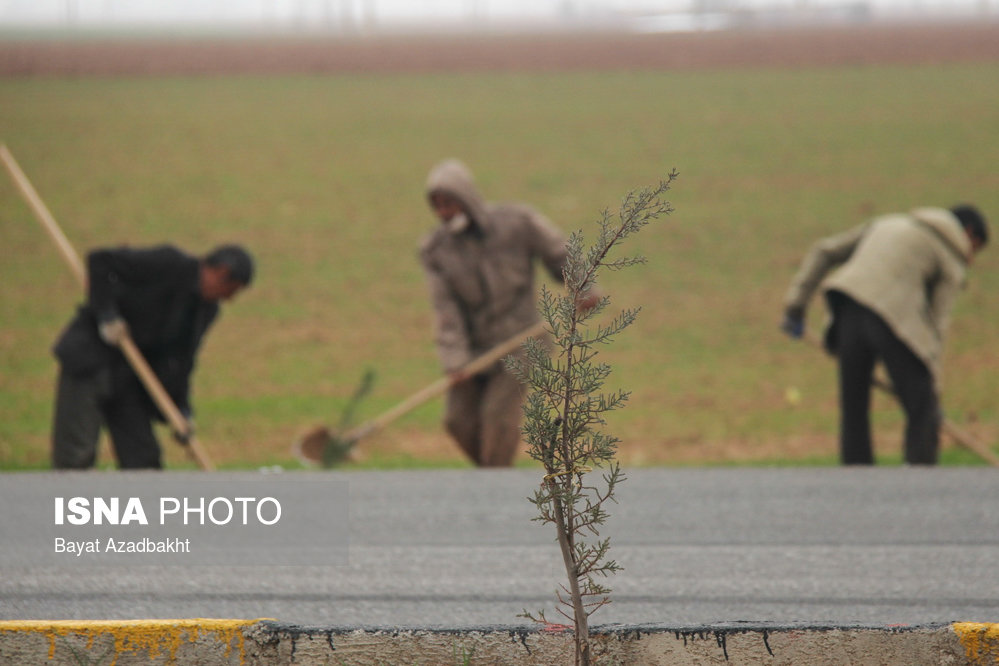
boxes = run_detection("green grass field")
[2,61,998,469]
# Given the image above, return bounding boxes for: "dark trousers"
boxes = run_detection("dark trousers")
[444,364,525,467]
[834,296,940,465]
[51,366,163,469]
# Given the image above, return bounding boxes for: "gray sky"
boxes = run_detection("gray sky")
[1,0,994,30]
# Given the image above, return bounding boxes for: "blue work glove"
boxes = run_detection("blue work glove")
[781,306,805,339]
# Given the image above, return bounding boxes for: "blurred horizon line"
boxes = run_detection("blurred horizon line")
[2,1,998,37]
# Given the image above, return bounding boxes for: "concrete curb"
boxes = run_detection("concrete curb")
[1,619,997,664]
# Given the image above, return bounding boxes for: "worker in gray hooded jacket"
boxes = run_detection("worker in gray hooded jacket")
[420,159,594,467]
[781,205,988,465]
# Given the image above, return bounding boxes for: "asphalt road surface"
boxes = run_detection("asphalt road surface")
[2,467,998,628]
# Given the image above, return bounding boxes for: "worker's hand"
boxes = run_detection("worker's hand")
[172,411,195,446]
[780,306,805,339]
[448,368,469,385]
[172,420,195,446]
[575,291,601,313]
[98,316,129,346]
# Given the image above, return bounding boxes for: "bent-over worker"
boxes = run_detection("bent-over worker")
[781,205,988,465]
[51,243,254,469]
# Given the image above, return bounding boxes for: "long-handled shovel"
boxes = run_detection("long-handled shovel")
[869,371,999,467]
[802,333,999,467]
[294,320,547,467]
[1,143,215,471]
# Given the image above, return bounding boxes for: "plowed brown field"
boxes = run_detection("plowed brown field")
[3,22,999,76]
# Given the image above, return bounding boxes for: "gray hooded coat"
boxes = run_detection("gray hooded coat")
[420,159,569,372]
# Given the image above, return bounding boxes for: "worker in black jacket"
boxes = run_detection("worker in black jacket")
[51,244,254,469]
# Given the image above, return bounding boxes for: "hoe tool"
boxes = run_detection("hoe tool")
[294,320,546,467]
[869,371,999,467]
[295,368,376,468]
[803,333,998,467]
[1,143,215,470]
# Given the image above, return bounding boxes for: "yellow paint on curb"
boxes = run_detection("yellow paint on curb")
[0,618,265,665]
[954,623,999,665]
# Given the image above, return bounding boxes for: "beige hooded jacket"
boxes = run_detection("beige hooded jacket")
[420,159,568,371]
[784,207,972,382]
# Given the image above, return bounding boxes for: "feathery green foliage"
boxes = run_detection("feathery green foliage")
[508,173,677,665]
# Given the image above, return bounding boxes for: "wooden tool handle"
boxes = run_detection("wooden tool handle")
[2,143,214,470]
[344,320,547,443]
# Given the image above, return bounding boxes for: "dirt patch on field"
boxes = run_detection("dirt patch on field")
[3,22,999,77]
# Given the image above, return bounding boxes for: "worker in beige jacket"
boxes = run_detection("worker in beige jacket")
[420,159,594,467]
[781,205,988,465]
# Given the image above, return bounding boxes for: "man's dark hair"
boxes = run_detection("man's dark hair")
[951,204,989,248]
[205,244,255,285]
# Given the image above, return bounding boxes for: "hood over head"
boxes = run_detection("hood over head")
[426,159,489,228]
[910,207,973,262]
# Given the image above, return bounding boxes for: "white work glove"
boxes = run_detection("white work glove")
[98,317,129,346]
